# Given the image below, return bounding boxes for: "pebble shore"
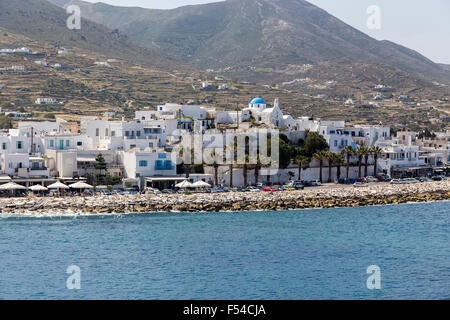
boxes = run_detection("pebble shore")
[1,181,449,216]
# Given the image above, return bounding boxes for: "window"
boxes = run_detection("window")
[155,160,163,170]
[1,142,6,150]
[125,131,130,137]
[334,140,338,147]
[17,141,23,149]
[77,141,83,146]
[66,140,70,147]
[105,128,109,137]
[50,140,54,147]
[139,160,148,167]
[111,131,115,137]
[164,160,173,169]
[158,154,167,159]
[96,128,99,137]
[149,143,154,148]
[136,131,141,137]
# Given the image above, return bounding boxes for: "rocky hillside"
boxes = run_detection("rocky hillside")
[50,0,450,84]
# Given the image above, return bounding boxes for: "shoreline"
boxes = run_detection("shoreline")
[0,181,449,217]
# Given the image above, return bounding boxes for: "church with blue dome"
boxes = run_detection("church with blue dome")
[242,97,288,128]
[249,97,267,110]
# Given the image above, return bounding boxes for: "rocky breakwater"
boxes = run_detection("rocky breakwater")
[0,181,449,216]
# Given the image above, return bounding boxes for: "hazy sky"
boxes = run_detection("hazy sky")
[82,0,450,64]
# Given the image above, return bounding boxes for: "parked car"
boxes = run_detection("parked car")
[404,178,419,184]
[246,186,261,192]
[353,182,369,187]
[262,186,277,192]
[365,176,378,183]
[310,180,322,187]
[292,182,305,190]
[145,188,161,195]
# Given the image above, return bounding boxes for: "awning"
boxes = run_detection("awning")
[144,177,188,182]
[77,157,96,162]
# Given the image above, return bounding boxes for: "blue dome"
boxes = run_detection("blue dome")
[250,98,266,105]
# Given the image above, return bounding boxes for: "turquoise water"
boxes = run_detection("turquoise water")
[0,202,448,300]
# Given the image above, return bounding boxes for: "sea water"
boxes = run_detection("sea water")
[0,202,448,299]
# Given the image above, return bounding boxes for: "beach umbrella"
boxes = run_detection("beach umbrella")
[48,181,70,189]
[28,185,48,192]
[0,182,28,191]
[69,182,94,189]
[0,181,27,196]
[28,184,48,196]
[192,181,211,188]
[48,181,70,196]
[175,180,194,188]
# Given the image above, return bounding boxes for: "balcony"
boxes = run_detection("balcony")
[154,161,174,171]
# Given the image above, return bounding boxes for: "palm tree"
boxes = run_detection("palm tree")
[295,155,308,181]
[341,146,354,180]
[229,162,234,187]
[333,153,345,180]
[325,151,335,183]
[370,146,383,177]
[213,162,219,186]
[179,146,193,179]
[356,147,365,178]
[243,154,249,187]
[313,151,328,183]
[254,156,261,186]
[206,150,220,186]
[360,146,371,177]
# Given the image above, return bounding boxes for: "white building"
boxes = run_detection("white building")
[35,98,56,105]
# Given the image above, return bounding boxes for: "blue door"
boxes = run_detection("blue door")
[59,140,64,150]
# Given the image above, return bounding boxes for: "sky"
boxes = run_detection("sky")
[82,0,450,64]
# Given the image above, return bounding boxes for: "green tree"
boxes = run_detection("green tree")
[303,132,329,158]
[295,155,309,181]
[360,146,371,177]
[333,153,345,180]
[0,115,13,129]
[370,146,383,176]
[356,147,365,178]
[341,146,355,180]
[313,151,328,183]
[94,153,107,185]
[325,151,335,183]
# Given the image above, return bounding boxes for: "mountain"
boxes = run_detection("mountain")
[50,0,450,84]
[0,0,184,71]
